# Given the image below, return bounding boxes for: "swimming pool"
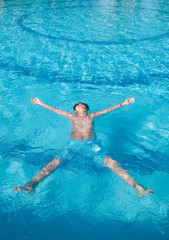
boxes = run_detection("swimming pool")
[0,0,169,239]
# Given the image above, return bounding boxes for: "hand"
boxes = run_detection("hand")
[31,98,42,105]
[123,97,135,105]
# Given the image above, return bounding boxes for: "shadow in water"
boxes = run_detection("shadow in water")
[117,140,169,174]
[1,139,169,175]
[17,7,169,46]
[0,139,57,167]
[1,60,169,88]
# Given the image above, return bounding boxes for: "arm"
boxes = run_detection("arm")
[90,97,135,119]
[31,98,74,118]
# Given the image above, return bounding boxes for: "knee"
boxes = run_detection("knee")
[104,157,117,168]
[49,158,61,168]
[54,157,61,165]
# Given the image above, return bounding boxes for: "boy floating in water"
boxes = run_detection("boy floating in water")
[15,98,153,197]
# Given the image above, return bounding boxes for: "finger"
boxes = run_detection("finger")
[31,99,37,104]
[130,98,135,103]
[148,189,154,194]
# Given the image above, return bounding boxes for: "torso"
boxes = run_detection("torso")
[70,114,95,141]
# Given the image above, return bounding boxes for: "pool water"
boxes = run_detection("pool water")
[0,0,169,239]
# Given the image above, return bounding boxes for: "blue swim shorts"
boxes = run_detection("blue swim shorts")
[59,138,109,171]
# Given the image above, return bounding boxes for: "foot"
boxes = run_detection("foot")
[136,185,154,198]
[14,185,34,194]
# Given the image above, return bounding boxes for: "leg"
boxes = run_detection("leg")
[14,157,61,194]
[104,157,154,197]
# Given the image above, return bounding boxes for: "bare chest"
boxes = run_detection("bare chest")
[71,115,93,127]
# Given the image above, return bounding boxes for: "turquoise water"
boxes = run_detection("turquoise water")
[0,0,169,239]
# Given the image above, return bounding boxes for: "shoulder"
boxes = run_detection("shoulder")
[69,112,76,117]
[88,112,96,119]
[69,113,77,119]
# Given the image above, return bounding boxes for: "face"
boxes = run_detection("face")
[74,103,88,112]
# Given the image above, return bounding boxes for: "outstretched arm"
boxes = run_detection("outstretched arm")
[90,98,135,119]
[31,98,74,118]
[14,158,61,193]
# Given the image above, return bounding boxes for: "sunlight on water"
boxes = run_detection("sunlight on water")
[0,0,169,239]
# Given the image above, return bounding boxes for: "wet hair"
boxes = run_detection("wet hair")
[73,102,90,111]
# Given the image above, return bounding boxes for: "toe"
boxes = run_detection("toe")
[14,186,21,192]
